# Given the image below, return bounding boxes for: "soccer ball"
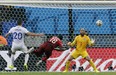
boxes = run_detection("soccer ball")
[96,20,102,26]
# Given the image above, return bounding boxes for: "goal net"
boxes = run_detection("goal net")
[0,1,116,72]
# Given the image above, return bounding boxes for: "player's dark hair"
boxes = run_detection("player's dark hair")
[57,35,63,40]
[17,19,23,25]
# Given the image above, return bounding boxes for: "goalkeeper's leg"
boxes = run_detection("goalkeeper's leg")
[63,55,74,72]
[85,56,99,72]
[64,49,79,72]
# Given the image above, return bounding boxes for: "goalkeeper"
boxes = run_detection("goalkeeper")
[63,28,99,72]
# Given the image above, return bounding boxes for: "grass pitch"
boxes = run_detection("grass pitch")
[0,72,116,75]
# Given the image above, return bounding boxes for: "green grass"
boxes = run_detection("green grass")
[0,72,116,75]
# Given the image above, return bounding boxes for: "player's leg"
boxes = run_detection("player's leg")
[82,51,99,72]
[24,53,29,70]
[22,45,30,70]
[25,47,34,54]
[32,46,44,57]
[64,49,79,72]
[35,47,47,66]
[36,42,53,66]
[85,56,99,72]
[24,46,43,69]
[63,55,74,72]
[43,50,52,61]
[9,44,16,69]
[36,50,52,66]
[30,43,45,57]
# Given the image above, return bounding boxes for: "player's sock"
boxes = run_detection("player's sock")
[64,60,70,72]
[11,54,14,66]
[89,59,97,71]
[24,54,29,65]
[9,54,14,69]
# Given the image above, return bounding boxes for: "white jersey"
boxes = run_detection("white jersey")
[8,26,29,44]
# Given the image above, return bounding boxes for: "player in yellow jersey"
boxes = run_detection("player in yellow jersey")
[63,28,99,72]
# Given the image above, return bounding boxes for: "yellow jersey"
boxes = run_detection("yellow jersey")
[70,35,92,52]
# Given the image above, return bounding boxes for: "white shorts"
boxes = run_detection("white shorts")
[11,42,28,53]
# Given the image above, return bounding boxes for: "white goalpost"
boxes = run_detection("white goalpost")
[0,1,116,9]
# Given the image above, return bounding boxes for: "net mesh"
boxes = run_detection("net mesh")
[0,1,116,72]
[0,1,116,9]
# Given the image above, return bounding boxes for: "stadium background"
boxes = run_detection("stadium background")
[0,5,116,71]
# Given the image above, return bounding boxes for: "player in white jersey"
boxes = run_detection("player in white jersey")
[5,20,44,70]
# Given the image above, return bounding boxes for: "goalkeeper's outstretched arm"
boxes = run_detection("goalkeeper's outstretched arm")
[88,37,95,46]
[67,36,77,47]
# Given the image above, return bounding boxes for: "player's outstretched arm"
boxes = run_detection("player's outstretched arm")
[88,38,95,46]
[5,33,10,39]
[67,42,72,46]
[26,32,44,36]
[90,38,95,46]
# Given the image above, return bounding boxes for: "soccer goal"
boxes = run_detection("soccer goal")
[0,1,116,72]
